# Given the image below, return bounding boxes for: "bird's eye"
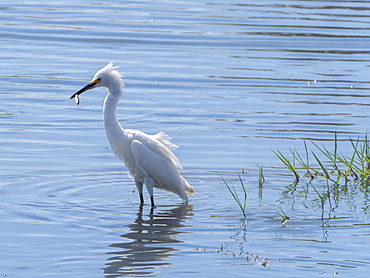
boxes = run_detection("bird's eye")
[91,78,102,85]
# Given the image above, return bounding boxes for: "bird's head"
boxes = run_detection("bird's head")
[70,62,124,105]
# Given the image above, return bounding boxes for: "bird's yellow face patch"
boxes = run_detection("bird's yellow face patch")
[90,78,102,85]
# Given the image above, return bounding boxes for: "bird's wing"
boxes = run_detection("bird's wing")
[130,139,187,199]
[132,131,183,170]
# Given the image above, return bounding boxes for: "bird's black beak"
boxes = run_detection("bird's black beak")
[70,82,96,99]
[70,82,96,105]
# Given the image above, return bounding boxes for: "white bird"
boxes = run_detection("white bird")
[70,62,194,207]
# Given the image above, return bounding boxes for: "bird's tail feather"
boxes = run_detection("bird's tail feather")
[181,176,194,196]
[154,131,179,150]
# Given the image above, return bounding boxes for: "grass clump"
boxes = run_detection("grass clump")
[272,148,300,183]
[274,133,370,185]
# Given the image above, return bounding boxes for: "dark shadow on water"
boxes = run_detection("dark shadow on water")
[103,204,193,277]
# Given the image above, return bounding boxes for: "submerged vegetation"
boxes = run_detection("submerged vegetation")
[223,134,370,222]
[273,134,370,222]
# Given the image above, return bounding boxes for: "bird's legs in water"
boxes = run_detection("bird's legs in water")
[144,176,155,208]
[135,179,144,205]
[135,178,155,208]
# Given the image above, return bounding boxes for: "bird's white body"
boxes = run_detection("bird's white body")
[71,62,194,206]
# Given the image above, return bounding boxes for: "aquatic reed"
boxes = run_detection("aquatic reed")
[276,208,290,224]
[258,165,265,186]
[274,133,370,185]
[222,175,247,218]
[272,148,300,183]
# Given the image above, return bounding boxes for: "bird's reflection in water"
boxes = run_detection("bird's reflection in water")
[104,204,193,277]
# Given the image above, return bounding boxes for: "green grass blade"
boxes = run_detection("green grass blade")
[221,176,247,218]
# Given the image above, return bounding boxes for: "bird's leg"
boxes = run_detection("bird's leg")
[144,176,156,208]
[140,194,144,205]
[134,179,144,205]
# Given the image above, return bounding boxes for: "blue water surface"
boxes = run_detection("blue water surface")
[1,1,370,277]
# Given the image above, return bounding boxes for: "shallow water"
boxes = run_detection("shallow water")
[1,1,370,277]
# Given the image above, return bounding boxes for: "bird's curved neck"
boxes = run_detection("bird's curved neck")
[103,84,124,131]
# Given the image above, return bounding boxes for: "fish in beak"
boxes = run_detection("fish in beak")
[70,78,101,105]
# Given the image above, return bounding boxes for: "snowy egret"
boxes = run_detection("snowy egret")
[70,62,194,207]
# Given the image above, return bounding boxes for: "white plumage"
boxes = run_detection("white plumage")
[70,62,194,207]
